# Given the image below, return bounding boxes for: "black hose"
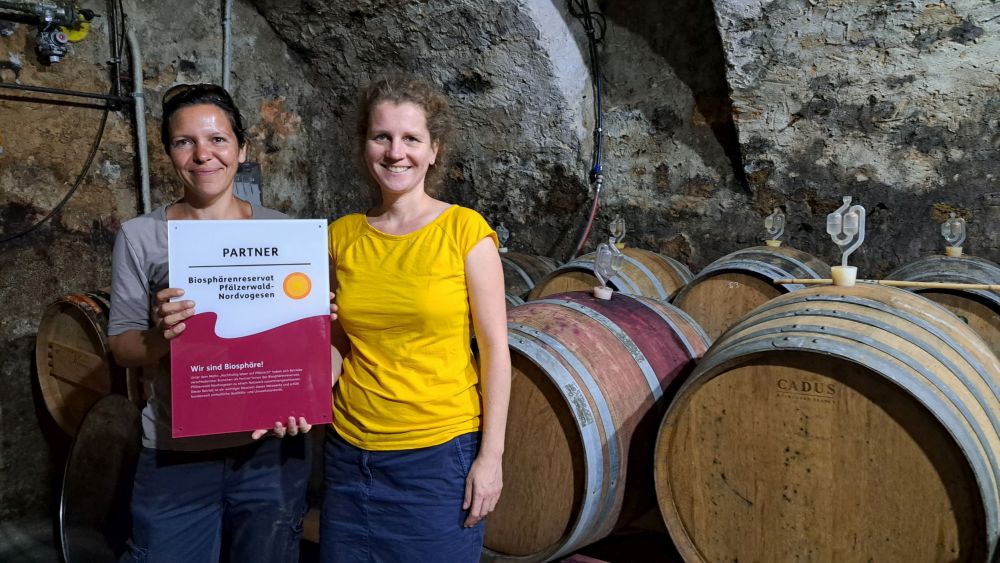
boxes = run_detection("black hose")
[106,0,120,97]
[0,81,131,103]
[567,0,606,259]
[0,107,110,243]
[0,2,126,244]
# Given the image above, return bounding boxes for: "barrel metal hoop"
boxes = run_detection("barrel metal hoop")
[738,306,1000,424]
[741,294,1000,401]
[538,256,559,270]
[619,255,669,299]
[508,324,620,558]
[887,273,1000,308]
[890,257,1000,284]
[725,248,823,279]
[561,260,642,295]
[657,253,695,284]
[505,294,525,307]
[897,272,986,284]
[530,299,663,402]
[501,257,536,290]
[629,298,705,358]
[694,332,999,557]
[694,259,806,291]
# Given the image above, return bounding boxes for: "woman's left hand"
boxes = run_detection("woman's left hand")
[251,416,312,440]
[463,451,503,527]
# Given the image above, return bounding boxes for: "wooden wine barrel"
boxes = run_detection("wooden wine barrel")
[484,292,710,562]
[35,291,128,435]
[59,394,141,561]
[655,284,1000,562]
[671,245,830,340]
[886,254,1000,357]
[501,252,559,299]
[527,247,693,302]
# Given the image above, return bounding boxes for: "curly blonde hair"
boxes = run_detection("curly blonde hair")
[356,75,456,203]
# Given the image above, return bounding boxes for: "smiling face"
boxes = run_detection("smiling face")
[364,101,439,199]
[167,103,247,203]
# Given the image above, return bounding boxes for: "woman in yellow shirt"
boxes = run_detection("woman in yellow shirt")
[321,76,511,562]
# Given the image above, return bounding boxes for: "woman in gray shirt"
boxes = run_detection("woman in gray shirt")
[108,83,310,563]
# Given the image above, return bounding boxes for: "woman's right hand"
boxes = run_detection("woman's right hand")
[152,288,195,340]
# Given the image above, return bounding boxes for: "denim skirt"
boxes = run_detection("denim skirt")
[319,430,484,563]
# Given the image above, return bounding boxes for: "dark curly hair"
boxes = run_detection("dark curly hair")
[356,75,456,202]
[160,83,247,154]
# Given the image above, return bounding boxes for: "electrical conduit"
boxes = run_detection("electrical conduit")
[222,0,232,92]
[126,26,150,214]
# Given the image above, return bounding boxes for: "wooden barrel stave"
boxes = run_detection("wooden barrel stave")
[657,285,1000,561]
[504,323,621,559]
[671,245,831,341]
[487,292,708,562]
[887,254,1000,358]
[527,248,693,302]
[501,252,559,298]
[36,291,126,435]
[719,291,1000,482]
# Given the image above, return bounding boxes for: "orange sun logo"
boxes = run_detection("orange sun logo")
[283,272,312,300]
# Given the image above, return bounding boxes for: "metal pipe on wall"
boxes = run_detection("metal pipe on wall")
[0,0,76,25]
[126,26,150,214]
[0,81,131,103]
[106,0,121,97]
[222,0,232,92]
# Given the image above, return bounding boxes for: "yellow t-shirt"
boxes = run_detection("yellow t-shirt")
[328,205,499,450]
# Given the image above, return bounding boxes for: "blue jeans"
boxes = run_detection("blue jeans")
[320,431,484,563]
[122,436,310,563]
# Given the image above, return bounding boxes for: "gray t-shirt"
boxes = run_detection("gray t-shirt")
[108,203,288,451]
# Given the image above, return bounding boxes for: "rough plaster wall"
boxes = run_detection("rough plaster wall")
[715,0,1000,274]
[6,0,996,526]
[254,0,754,268]
[593,0,753,268]
[0,1,125,522]
[252,0,595,255]
[0,0,319,521]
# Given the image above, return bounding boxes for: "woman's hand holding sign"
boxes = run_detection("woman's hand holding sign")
[153,287,195,340]
[249,291,338,440]
[252,416,312,440]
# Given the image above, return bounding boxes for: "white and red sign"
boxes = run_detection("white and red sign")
[168,219,332,437]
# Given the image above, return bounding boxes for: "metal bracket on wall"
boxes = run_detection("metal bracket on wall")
[234,162,263,206]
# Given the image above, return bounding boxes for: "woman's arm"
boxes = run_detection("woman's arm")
[330,297,349,388]
[109,287,194,368]
[329,259,349,388]
[462,236,511,527]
